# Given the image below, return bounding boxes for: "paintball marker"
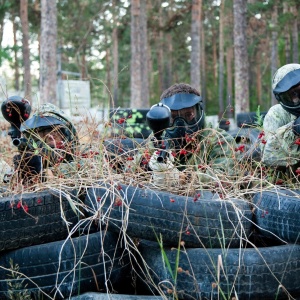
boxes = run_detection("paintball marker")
[1,96,31,150]
[146,103,171,162]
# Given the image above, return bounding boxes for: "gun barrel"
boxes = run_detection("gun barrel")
[12,138,31,151]
[157,150,168,162]
[12,138,21,147]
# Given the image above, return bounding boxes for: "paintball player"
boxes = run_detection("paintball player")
[261,63,300,177]
[146,83,238,189]
[1,96,80,186]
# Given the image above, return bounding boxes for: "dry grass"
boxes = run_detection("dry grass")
[0,115,299,300]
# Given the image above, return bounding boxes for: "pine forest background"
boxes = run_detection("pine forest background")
[0,0,299,118]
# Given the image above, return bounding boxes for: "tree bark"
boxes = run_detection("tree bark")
[270,1,278,106]
[291,5,298,63]
[190,0,201,92]
[130,0,142,108]
[226,46,233,118]
[233,0,249,115]
[157,4,164,92]
[256,51,262,106]
[112,0,119,107]
[20,0,31,100]
[12,16,20,92]
[200,7,206,108]
[283,2,291,64]
[218,0,225,117]
[140,0,149,107]
[40,0,57,104]
[212,29,217,86]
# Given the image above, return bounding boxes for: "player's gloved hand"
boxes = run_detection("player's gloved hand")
[0,160,13,183]
[293,117,300,136]
[149,151,180,188]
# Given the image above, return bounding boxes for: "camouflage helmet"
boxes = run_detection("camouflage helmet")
[272,64,300,116]
[272,63,300,93]
[21,103,79,152]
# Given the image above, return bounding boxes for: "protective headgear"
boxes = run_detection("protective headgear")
[21,103,79,158]
[161,93,204,149]
[272,63,300,116]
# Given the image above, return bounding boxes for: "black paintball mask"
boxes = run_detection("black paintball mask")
[161,93,204,150]
[274,68,300,116]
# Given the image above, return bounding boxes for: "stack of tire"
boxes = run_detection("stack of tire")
[86,180,300,300]
[0,189,132,299]
[84,127,300,300]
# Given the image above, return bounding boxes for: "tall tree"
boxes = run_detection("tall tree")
[20,0,31,99]
[233,0,249,115]
[271,0,278,106]
[200,5,206,106]
[291,4,298,63]
[190,0,201,91]
[112,0,119,107]
[283,2,291,64]
[140,0,149,107]
[12,15,20,91]
[130,0,142,108]
[218,0,225,117]
[40,0,57,104]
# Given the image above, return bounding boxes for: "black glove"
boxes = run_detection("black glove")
[13,152,42,179]
[293,117,300,136]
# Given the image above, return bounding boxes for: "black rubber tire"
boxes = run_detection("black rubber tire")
[236,111,267,128]
[70,292,164,299]
[104,138,146,155]
[252,189,300,244]
[85,183,252,248]
[227,127,261,161]
[0,231,131,299]
[136,239,300,300]
[0,189,81,251]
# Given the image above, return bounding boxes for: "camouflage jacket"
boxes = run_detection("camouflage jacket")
[261,104,299,167]
[123,120,238,183]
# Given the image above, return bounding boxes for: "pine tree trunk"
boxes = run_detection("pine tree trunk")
[212,29,217,86]
[40,0,57,104]
[226,46,233,118]
[233,0,249,115]
[20,0,31,100]
[140,0,149,107]
[157,4,164,92]
[271,1,278,106]
[0,12,5,47]
[283,2,291,64]
[12,17,20,92]
[291,5,298,63]
[165,31,173,89]
[190,0,201,91]
[130,0,142,108]
[112,0,119,107]
[218,0,225,117]
[256,51,262,106]
[200,8,206,107]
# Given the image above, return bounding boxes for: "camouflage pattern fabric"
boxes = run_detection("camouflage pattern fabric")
[138,119,238,187]
[261,104,299,167]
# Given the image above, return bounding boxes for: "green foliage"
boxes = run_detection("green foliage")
[2,0,300,113]
[6,259,31,300]
[0,47,13,65]
[254,105,264,127]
